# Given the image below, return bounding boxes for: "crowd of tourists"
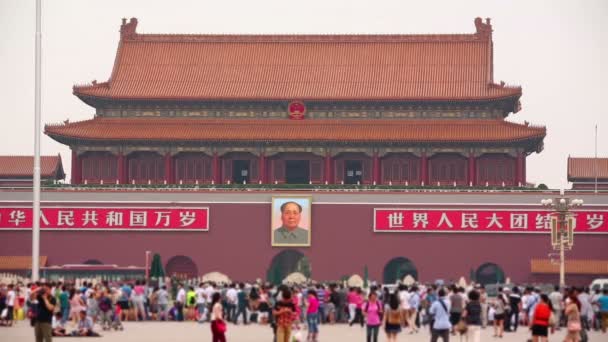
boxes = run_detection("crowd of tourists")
[1,279,608,342]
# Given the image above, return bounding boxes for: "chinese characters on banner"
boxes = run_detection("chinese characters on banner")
[374,209,608,233]
[0,207,209,231]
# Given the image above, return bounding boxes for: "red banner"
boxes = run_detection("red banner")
[0,207,209,231]
[374,209,608,234]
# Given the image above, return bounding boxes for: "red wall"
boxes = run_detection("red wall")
[1,202,606,286]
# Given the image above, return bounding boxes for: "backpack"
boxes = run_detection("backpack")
[387,309,401,325]
[99,297,112,312]
[188,295,196,306]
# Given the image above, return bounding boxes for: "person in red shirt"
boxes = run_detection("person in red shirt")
[530,294,554,342]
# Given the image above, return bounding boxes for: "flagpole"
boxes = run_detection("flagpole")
[32,0,42,281]
[595,125,598,194]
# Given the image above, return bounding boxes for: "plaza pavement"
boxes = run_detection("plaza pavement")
[3,321,606,342]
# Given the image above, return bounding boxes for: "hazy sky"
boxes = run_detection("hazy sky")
[1,0,606,189]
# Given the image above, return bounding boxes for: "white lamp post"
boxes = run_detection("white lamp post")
[540,196,583,287]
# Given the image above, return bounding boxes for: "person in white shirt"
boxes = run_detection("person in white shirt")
[225,284,238,323]
[176,284,186,321]
[398,284,411,328]
[548,286,563,330]
[195,283,207,322]
[5,284,16,326]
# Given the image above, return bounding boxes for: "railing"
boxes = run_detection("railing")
[0,183,606,194]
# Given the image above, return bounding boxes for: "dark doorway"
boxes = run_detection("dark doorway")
[475,263,505,286]
[286,160,310,184]
[383,257,418,284]
[267,250,311,285]
[345,160,363,184]
[232,160,250,184]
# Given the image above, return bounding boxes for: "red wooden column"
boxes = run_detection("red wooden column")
[164,153,174,184]
[372,152,381,185]
[117,152,127,184]
[258,153,266,183]
[516,152,526,186]
[468,153,476,186]
[71,150,81,184]
[212,152,221,184]
[324,153,333,184]
[420,152,428,185]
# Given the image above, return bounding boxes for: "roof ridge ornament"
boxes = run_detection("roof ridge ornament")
[120,17,138,40]
[474,17,492,39]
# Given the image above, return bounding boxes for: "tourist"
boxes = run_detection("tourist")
[463,289,482,342]
[86,288,99,324]
[5,284,15,327]
[363,290,383,342]
[477,285,488,328]
[408,285,421,333]
[225,283,238,323]
[350,288,365,327]
[273,288,296,342]
[51,312,66,336]
[315,284,326,324]
[595,288,608,333]
[31,282,56,342]
[58,286,69,325]
[195,283,207,323]
[71,310,99,336]
[98,288,114,330]
[210,292,227,342]
[507,286,521,332]
[398,284,411,328]
[449,286,464,335]
[327,285,339,324]
[186,286,197,321]
[148,286,159,321]
[117,283,131,321]
[347,287,358,324]
[175,283,186,321]
[69,288,85,325]
[578,287,593,338]
[530,294,553,342]
[549,285,564,330]
[429,288,451,342]
[132,280,146,321]
[383,293,402,342]
[590,288,602,331]
[492,287,507,338]
[248,286,260,323]
[306,288,320,342]
[564,290,582,342]
[337,284,348,323]
[154,286,166,321]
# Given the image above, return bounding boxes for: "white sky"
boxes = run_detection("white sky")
[0,0,606,189]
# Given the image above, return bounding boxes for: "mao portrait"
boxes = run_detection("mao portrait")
[271,197,311,247]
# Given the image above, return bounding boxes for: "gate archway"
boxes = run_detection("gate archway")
[383,257,418,284]
[267,250,311,285]
[475,262,505,285]
[165,255,198,280]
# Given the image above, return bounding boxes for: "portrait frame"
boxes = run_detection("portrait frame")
[271,196,312,247]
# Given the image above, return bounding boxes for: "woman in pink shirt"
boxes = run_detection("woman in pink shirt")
[363,291,383,342]
[133,280,146,321]
[306,290,320,342]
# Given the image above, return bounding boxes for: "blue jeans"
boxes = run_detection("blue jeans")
[307,312,319,333]
[366,324,380,342]
[61,306,70,324]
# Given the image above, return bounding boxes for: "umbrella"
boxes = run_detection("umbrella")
[347,274,364,287]
[150,254,165,286]
[403,274,416,286]
[282,272,307,285]
[202,272,231,285]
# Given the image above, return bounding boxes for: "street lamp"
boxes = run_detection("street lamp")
[541,196,583,288]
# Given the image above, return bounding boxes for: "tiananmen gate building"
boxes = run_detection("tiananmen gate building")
[2,18,607,286]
